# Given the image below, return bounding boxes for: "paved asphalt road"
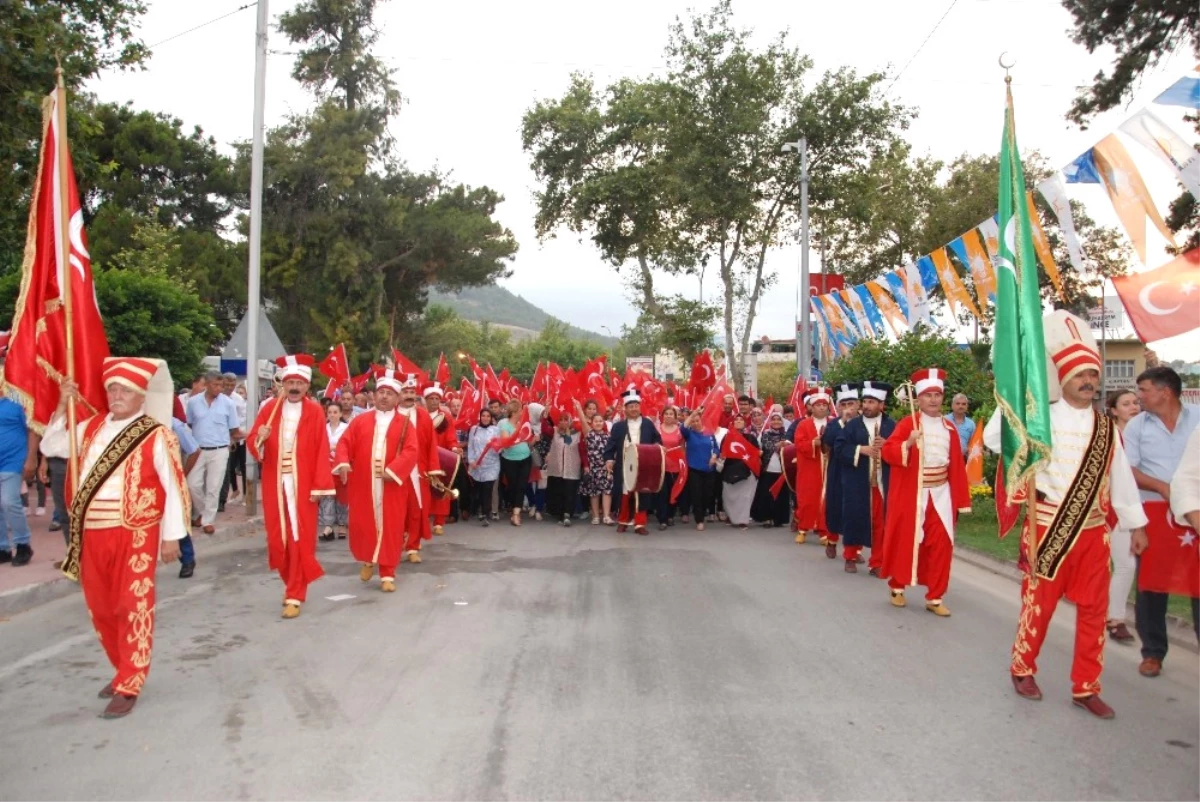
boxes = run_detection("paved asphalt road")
[0,520,1196,801]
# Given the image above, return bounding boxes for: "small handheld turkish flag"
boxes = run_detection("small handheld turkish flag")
[720,427,762,476]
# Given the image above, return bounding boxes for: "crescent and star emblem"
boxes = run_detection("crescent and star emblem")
[1137,281,1184,316]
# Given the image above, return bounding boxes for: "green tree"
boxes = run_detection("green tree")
[255,0,518,360]
[0,0,149,266]
[823,329,994,420]
[0,267,220,385]
[522,1,911,391]
[1061,0,1199,126]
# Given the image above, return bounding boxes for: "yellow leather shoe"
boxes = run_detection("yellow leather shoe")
[282,602,301,619]
[407,551,422,564]
[795,532,806,544]
[359,563,374,582]
[819,535,829,546]
[381,578,396,593]
[925,602,952,617]
[433,525,444,536]
[890,591,907,608]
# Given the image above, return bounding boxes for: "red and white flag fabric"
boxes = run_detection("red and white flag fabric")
[1138,501,1199,596]
[392,348,428,385]
[3,87,110,430]
[1111,249,1200,343]
[698,379,734,435]
[786,373,808,418]
[435,353,451,387]
[720,426,761,476]
[456,378,484,432]
[473,405,531,466]
[318,343,350,399]
[687,351,716,395]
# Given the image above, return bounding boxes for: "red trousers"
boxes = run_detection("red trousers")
[887,497,952,602]
[80,524,161,697]
[843,544,862,560]
[618,494,648,527]
[403,487,424,554]
[866,487,886,571]
[278,496,321,604]
[432,514,446,526]
[1011,524,1110,696]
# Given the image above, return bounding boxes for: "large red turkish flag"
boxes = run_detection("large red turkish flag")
[4,88,110,429]
[720,426,762,476]
[1111,249,1200,343]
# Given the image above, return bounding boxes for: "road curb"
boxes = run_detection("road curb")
[955,544,1198,654]
[0,517,264,620]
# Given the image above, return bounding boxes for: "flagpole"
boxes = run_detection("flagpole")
[54,67,79,491]
[244,0,269,517]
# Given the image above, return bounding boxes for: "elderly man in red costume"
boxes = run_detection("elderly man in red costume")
[987,311,1148,719]
[423,382,460,536]
[333,369,421,591]
[789,386,832,545]
[879,368,971,617]
[247,354,335,619]
[51,358,189,718]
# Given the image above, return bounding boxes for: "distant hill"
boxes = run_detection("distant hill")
[427,284,616,345]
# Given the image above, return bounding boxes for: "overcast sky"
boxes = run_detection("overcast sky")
[89,0,1198,360]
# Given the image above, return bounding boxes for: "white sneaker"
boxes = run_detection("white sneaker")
[35,507,46,516]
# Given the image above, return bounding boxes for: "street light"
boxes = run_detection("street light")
[782,138,809,379]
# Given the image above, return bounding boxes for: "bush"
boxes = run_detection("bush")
[823,329,994,420]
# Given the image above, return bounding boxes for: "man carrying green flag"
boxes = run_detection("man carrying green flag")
[986,82,1149,720]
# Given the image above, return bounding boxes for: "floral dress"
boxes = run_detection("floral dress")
[580,429,613,496]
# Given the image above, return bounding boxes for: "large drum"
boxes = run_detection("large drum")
[622,443,667,494]
[431,446,461,499]
[779,442,799,492]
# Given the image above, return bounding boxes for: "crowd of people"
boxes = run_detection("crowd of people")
[1,307,1197,721]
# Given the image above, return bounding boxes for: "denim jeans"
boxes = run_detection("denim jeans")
[0,472,32,551]
[179,534,195,566]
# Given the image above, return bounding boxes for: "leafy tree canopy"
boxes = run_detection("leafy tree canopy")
[1062,0,1199,126]
[823,329,995,421]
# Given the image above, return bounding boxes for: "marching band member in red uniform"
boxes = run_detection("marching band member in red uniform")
[396,375,441,563]
[247,354,335,619]
[789,387,832,545]
[879,369,971,617]
[333,369,420,591]
[987,311,1147,719]
[424,382,460,536]
[53,358,189,718]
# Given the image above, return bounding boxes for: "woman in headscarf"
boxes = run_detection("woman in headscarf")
[467,408,501,526]
[718,414,759,529]
[752,406,792,527]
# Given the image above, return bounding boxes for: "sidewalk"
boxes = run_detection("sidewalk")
[955,543,1199,653]
[0,500,263,619]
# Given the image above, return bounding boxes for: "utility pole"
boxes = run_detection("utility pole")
[783,138,810,380]
[244,0,269,515]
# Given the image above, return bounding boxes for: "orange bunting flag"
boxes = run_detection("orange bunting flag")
[865,281,906,337]
[1092,135,1177,264]
[962,228,997,309]
[1025,192,1065,298]
[965,417,985,486]
[931,247,981,319]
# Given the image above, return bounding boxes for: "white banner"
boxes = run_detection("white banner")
[1037,175,1086,273]
[1119,109,1200,199]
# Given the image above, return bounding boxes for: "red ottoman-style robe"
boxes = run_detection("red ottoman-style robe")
[59,412,190,698]
[248,397,334,604]
[792,415,829,536]
[879,413,971,602]
[334,409,420,578]
[429,409,459,527]
[398,404,440,554]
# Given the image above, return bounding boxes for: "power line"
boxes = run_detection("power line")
[147,2,258,49]
[886,0,961,94]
